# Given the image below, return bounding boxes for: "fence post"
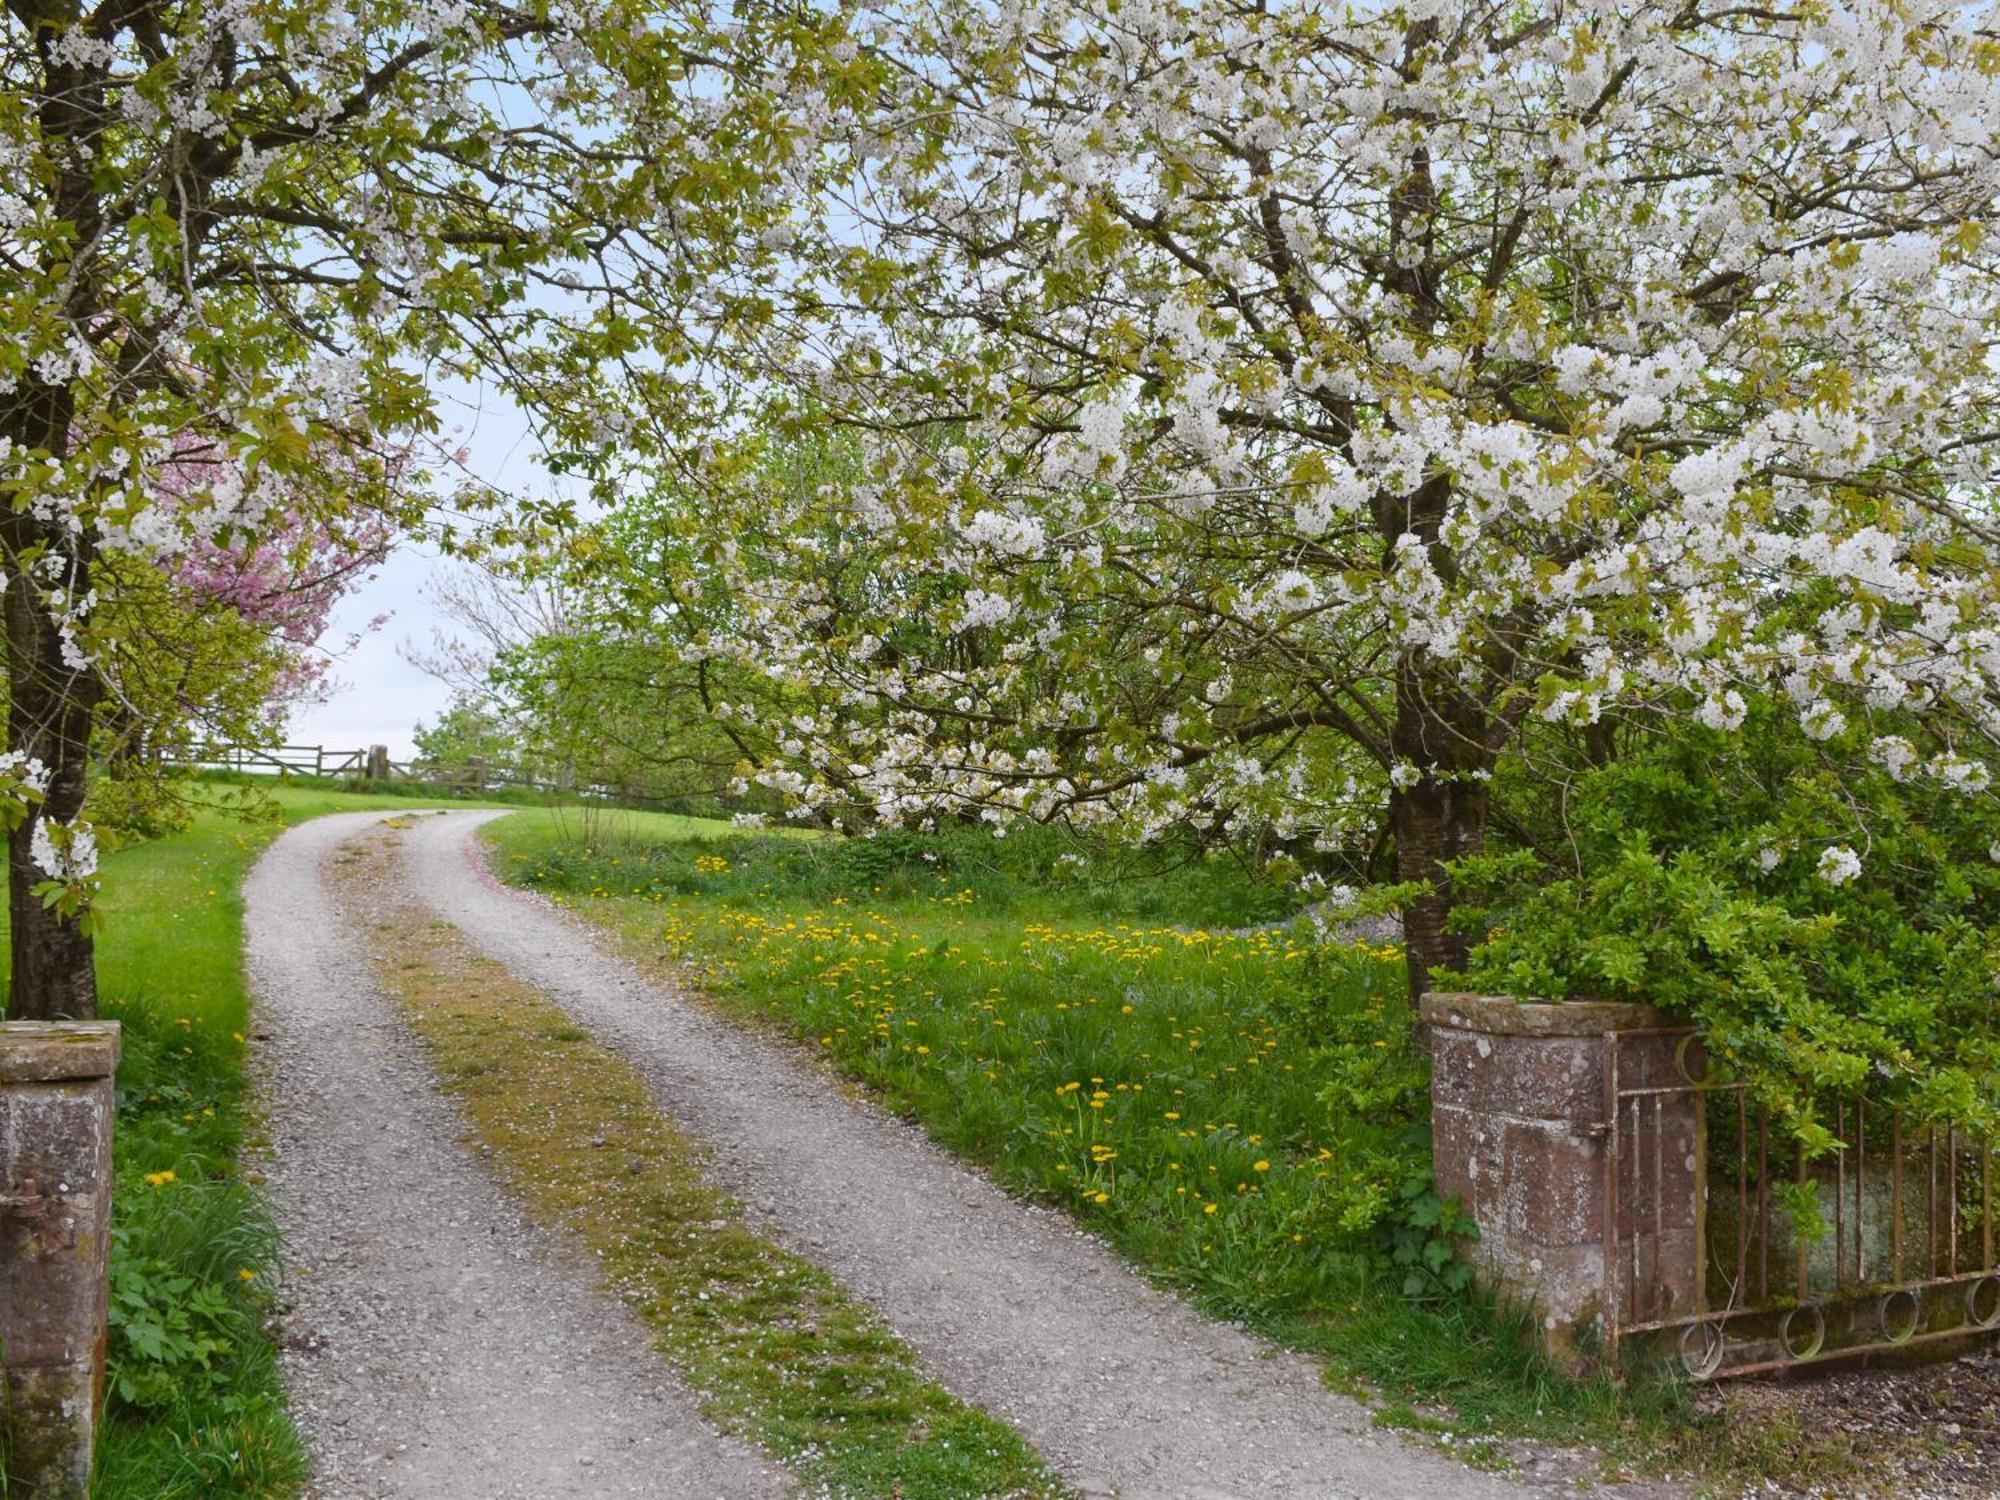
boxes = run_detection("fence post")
[1422,992,1699,1372]
[1,1021,120,1500]
[366,745,391,781]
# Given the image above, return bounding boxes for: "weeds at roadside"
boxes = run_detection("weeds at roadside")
[89,994,306,1500]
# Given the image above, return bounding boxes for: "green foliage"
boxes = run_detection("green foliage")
[1772,1179,1828,1246]
[32,875,107,935]
[1451,704,2000,1148]
[411,698,519,777]
[518,813,1302,929]
[1381,1167,1479,1303]
[107,1204,258,1409]
[89,775,198,845]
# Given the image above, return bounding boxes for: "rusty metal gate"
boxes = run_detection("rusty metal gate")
[1604,1029,1999,1378]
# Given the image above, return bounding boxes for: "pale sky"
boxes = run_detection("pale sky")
[286,379,572,760]
[286,544,450,761]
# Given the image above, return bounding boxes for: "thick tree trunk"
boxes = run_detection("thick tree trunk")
[1388,660,1490,1009]
[2,368,100,1021]
[2,4,109,1022]
[1391,776,1487,1005]
[3,555,101,1022]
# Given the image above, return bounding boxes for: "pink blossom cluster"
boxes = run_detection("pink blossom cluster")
[152,431,397,705]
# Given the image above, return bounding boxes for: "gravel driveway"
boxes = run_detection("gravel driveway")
[245,812,794,1500]
[390,808,1638,1500]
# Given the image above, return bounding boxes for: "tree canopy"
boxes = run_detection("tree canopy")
[0,0,857,1015]
[647,0,2000,1001]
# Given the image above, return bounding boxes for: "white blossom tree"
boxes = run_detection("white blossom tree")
[0,0,854,1017]
[685,0,2000,1002]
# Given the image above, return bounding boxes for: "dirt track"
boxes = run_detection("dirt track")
[246,812,793,1500]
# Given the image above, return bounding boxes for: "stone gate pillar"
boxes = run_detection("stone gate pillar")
[1,1021,120,1500]
[1421,993,1699,1370]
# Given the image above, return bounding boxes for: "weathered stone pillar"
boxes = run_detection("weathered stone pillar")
[1,1021,120,1500]
[366,744,391,781]
[1421,993,1699,1370]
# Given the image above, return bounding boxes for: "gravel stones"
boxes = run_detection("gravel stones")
[245,813,792,1500]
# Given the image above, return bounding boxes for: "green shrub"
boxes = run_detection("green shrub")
[520,818,1302,928]
[1451,703,2000,1148]
[90,776,198,844]
[108,1189,266,1409]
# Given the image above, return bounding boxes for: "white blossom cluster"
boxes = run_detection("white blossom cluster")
[29,816,97,883]
[692,0,2000,874]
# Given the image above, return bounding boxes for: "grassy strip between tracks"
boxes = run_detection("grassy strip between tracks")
[338,824,1067,1500]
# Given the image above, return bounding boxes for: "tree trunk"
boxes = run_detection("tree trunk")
[3,384,100,1022]
[1388,661,1490,1009]
[3,560,101,1021]
[2,2,110,1023]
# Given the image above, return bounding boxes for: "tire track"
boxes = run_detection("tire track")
[246,812,794,1500]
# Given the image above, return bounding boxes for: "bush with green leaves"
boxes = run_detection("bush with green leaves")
[1448,703,2000,1149]
[88,776,198,846]
[106,1185,274,1410]
[1382,1170,1481,1303]
[523,816,1301,928]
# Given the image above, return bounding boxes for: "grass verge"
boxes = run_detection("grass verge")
[482,807,1900,1496]
[4,783,495,1500]
[338,824,1066,1500]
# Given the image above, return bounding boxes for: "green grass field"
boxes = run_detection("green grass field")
[483,807,1884,1492]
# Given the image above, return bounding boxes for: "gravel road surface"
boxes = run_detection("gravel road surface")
[245,812,794,1500]
[396,808,1633,1500]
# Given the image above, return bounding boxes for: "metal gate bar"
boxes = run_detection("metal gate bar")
[1603,1030,2000,1378]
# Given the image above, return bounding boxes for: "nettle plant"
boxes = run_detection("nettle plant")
[671,0,2000,1011]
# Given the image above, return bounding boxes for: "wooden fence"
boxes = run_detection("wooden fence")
[176,743,369,778]
[163,742,690,809]
[169,743,537,794]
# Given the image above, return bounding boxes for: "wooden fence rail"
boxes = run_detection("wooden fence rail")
[173,743,365,778]
[162,742,624,802]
